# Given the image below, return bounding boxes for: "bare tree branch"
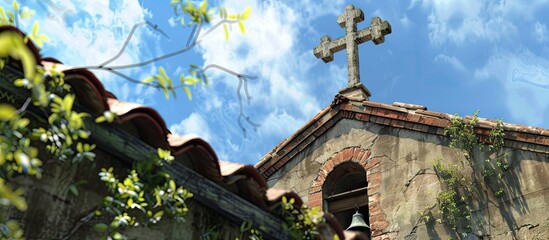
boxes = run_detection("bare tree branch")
[99,21,169,67]
[79,18,257,136]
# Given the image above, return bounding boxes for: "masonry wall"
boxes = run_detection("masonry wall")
[7,148,239,240]
[268,119,549,240]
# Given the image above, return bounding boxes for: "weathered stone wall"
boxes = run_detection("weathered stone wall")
[7,148,239,240]
[268,119,549,239]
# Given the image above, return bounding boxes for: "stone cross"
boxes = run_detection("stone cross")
[313,5,391,87]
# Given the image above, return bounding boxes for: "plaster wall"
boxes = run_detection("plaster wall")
[268,119,549,239]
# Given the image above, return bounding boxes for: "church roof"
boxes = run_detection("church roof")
[0,26,373,239]
[256,92,549,179]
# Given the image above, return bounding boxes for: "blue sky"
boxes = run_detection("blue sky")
[7,0,549,164]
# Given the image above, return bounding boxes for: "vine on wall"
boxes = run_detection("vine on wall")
[420,111,510,237]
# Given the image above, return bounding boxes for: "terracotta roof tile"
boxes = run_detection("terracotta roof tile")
[1,26,349,239]
[258,91,549,179]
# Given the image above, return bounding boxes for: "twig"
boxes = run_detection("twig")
[99,21,169,67]
[15,97,31,114]
[82,19,238,70]
[62,209,96,240]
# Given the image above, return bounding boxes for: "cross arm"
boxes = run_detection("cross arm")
[313,36,347,63]
[356,17,392,45]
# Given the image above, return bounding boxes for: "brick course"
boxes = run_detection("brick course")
[309,147,389,238]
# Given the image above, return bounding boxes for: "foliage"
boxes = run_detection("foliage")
[95,148,192,239]
[432,158,472,232]
[0,0,257,239]
[422,111,509,236]
[280,196,326,240]
[170,0,251,40]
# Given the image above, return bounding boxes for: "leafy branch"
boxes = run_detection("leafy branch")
[75,1,257,136]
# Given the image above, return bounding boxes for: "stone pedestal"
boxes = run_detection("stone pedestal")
[338,83,371,101]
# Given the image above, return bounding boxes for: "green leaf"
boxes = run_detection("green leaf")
[112,232,124,240]
[12,0,19,11]
[169,180,176,191]
[93,223,108,233]
[142,76,154,83]
[241,6,251,20]
[13,78,27,87]
[153,210,164,219]
[32,22,39,36]
[95,116,106,123]
[238,21,245,34]
[184,76,199,85]
[0,103,16,120]
[183,86,192,100]
[69,185,79,196]
[199,0,208,13]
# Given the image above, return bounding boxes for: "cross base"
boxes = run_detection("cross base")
[338,83,371,101]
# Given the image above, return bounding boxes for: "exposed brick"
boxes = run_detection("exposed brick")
[308,192,322,207]
[372,230,383,238]
[368,172,381,183]
[366,157,380,169]
[393,120,405,128]
[371,220,389,230]
[353,148,365,162]
[332,152,344,165]
[368,192,379,203]
[360,114,370,122]
[369,213,384,222]
[407,114,421,123]
[324,160,334,173]
[342,148,354,161]
[309,185,321,194]
[368,186,380,195]
[361,150,372,162]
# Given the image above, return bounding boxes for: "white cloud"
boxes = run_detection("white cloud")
[29,0,158,102]
[168,16,178,27]
[534,21,548,43]
[420,0,519,46]
[474,49,549,126]
[170,113,213,142]
[173,0,349,163]
[400,14,411,29]
[196,0,342,124]
[259,110,302,138]
[434,54,466,72]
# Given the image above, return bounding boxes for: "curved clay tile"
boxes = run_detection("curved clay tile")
[5,26,348,238]
[218,161,268,188]
[219,161,269,209]
[265,188,303,210]
[167,134,223,184]
[64,69,110,114]
[107,98,170,149]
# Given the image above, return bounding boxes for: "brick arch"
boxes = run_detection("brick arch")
[308,146,388,238]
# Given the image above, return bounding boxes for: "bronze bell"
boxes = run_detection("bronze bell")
[347,211,370,232]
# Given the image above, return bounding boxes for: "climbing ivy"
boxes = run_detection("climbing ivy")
[420,111,509,237]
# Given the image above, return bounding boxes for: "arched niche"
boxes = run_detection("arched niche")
[323,161,370,236]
